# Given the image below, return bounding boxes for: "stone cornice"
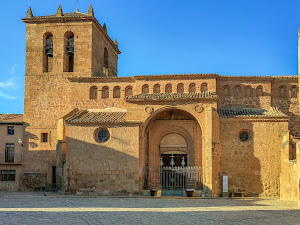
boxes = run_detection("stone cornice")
[219,117,289,122]
[68,76,134,83]
[219,75,298,82]
[133,73,219,81]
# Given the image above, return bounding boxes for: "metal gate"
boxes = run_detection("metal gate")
[160,155,202,196]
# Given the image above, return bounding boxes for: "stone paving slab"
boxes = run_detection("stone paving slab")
[0,192,299,225]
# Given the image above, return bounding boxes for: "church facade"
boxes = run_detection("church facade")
[2,5,299,201]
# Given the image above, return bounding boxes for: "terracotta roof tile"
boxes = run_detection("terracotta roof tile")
[218,107,288,118]
[125,92,217,102]
[0,114,23,124]
[65,110,128,124]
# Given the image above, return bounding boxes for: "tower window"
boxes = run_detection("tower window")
[279,86,287,98]
[234,86,242,98]
[245,86,252,97]
[64,31,75,72]
[44,33,53,72]
[103,47,109,76]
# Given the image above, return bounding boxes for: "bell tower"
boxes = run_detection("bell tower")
[22,4,120,77]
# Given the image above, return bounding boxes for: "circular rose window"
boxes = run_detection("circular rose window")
[95,128,110,143]
[239,131,250,142]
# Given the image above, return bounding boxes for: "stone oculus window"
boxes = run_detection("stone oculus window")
[239,130,251,142]
[95,128,110,143]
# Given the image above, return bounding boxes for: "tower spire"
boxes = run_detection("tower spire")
[88,4,94,16]
[56,5,63,17]
[76,0,79,12]
[26,7,33,18]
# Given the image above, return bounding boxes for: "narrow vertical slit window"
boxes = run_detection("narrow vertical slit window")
[103,47,109,76]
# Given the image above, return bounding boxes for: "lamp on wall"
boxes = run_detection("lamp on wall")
[18,138,23,146]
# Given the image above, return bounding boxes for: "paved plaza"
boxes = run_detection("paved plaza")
[0,192,299,225]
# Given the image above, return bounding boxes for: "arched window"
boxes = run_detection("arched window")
[113,86,121,98]
[201,83,208,92]
[64,31,75,72]
[165,84,172,93]
[234,85,242,98]
[44,33,53,72]
[245,86,253,97]
[279,85,287,98]
[189,83,196,93]
[291,85,298,98]
[103,47,109,76]
[102,86,109,99]
[223,86,230,96]
[142,84,149,94]
[256,86,263,97]
[90,86,98,100]
[125,86,133,97]
[177,83,184,93]
[153,84,161,93]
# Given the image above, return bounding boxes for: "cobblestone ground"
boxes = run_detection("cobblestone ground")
[0,192,299,225]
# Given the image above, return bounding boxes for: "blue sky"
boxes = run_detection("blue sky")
[0,0,300,113]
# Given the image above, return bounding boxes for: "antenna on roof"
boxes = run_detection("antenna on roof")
[76,0,79,12]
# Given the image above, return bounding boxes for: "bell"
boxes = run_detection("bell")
[46,48,53,57]
[66,46,74,55]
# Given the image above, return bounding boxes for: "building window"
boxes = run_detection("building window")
[90,86,98,100]
[189,83,196,93]
[125,86,133,97]
[177,83,184,93]
[165,84,172,93]
[5,144,14,163]
[102,86,109,99]
[153,84,161,93]
[291,86,298,98]
[95,128,110,143]
[41,133,48,143]
[44,33,53,72]
[1,170,15,181]
[103,47,109,76]
[239,131,250,142]
[245,86,253,97]
[142,84,149,94]
[223,86,230,96]
[256,86,263,97]
[113,86,121,98]
[279,85,287,98]
[64,31,75,72]
[234,85,242,98]
[7,126,14,135]
[201,83,208,92]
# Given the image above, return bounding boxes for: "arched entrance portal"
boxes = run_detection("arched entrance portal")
[142,109,203,196]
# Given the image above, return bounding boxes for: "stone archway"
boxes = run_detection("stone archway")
[142,109,203,194]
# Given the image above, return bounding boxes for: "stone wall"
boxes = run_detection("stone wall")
[220,119,288,197]
[64,124,140,194]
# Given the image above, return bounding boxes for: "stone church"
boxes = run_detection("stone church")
[2,5,300,202]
